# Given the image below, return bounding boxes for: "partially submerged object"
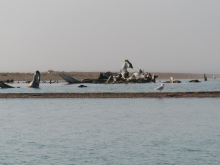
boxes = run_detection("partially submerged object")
[204,74,207,81]
[28,70,41,88]
[59,60,158,84]
[164,77,181,83]
[0,82,14,88]
[98,59,133,80]
[78,84,87,88]
[189,79,201,83]
[59,72,80,84]
[98,71,119,80]
[5,79,14,83]
[99,69,158,84]
[213,76,220,79]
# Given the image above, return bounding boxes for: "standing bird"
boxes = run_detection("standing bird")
[154,84,165,92]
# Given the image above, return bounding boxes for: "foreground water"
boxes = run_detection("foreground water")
[1,78,220,93]
[0,98,220,164]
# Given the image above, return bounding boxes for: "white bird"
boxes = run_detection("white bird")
[154,84,165,92]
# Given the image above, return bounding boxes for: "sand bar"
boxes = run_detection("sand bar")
[0,72,218,81]
[1,91,220,98]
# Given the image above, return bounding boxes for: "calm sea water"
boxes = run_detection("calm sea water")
[0,98,220,164]
[1,78,220,93]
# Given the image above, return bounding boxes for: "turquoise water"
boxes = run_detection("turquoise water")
[1,79,220,93]
[0,98,220,164]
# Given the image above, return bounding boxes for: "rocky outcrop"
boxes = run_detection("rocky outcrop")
[204,74,207,81]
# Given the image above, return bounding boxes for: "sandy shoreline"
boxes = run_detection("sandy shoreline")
[1,91,220,98]
[0,71,217,82]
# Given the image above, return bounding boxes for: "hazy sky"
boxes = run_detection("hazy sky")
[1,0,220,74]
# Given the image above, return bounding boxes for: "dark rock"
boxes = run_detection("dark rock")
[0,82,14,88]
[81,79,95,83]
[5,79,14,83]
[189,79,201,83]
[78,84,87,88]
[98,72,119,79]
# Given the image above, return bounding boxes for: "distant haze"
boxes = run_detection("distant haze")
[0,0,220,74]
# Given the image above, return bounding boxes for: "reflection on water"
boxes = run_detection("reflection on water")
[0,98,220,164]
[1,78,220,93]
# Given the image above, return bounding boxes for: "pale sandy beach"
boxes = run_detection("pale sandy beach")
[0,71,217,82]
